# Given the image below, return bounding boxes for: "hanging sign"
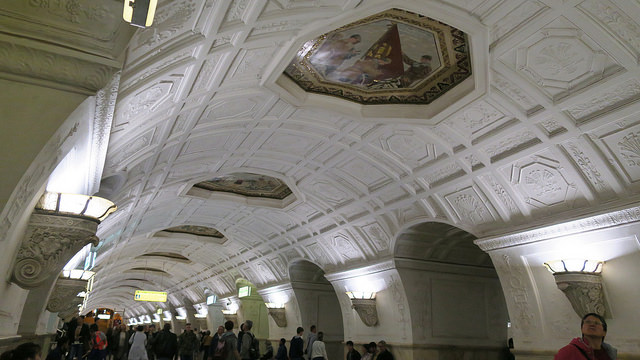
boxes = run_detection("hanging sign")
[134,290,167,302]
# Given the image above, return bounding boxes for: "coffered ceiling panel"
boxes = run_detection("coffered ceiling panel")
[83,0,640,314]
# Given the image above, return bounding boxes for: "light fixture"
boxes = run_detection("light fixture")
[346,292,376,300]
[175,315,186,320]
[544,259,603,274]
[543,259,606,317]
[346,291,378,327]
[12,192,115,289]
[37,191,117,222]
[123,0,158,28]
[221,309,238,327]
[195,313,207,318]
[265,303,287,327]
[62,269,96,280]
[97,314,111,320]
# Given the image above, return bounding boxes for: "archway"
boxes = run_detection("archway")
[394,221,510,359]
[289,260,344,360]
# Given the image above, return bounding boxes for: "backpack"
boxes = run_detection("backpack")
[248,333,260,360]
[212,337,227,360]
[94,331,108,350]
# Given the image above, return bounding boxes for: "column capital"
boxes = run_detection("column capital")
[12,212,99,289]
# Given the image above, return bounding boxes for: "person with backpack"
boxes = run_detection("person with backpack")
[215,321,239,360]
[239,320,259,360]
[153,324,177,360]
[208,326,224,360]
[89,324,109,360]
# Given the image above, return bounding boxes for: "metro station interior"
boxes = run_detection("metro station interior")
[2,0,640,359]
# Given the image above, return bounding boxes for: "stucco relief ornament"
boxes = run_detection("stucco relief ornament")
[47,278,86,313]
[267,308,287,327]
[553,272,606,317]
[12,213,99,289]
[350,299,379,327]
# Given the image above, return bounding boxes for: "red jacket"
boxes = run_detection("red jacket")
[554,337,617,360]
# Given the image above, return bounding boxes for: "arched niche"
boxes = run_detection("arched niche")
[235,278,269,341]
[394,221,510,359]
[289,260,344,360]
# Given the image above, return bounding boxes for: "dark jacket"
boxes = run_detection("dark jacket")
[154,329,178,358]
[554,337,617,360]
[209,333,220,358]
[346,349,361,360]
[376,350,394,360]
[178,331,199,355]
[289,336,304,360]
[275,344,287,360]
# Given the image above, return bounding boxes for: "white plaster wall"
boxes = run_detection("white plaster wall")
[396,262,508,347]
[488,221,640,356]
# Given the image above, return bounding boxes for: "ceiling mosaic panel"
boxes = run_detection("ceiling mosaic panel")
[193,172,293,200]
[164,225,224,238]
[284,8,472,104]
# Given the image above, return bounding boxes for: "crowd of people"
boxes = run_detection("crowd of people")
[0,312,618,360]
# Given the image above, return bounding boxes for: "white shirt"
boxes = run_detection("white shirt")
[310,340,328,360]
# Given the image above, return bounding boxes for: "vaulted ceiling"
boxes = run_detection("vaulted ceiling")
[84,0,640,315]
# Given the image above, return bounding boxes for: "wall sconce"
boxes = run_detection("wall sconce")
[11,192,116,289]
[265,303,287,327]
[544,259,606,317]
[346,292,378,327]
[222,309,238,327]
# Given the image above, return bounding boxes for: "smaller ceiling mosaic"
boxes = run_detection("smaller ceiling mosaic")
[193,172,293,200]
[284,8,472,105]
[164,225,224,238]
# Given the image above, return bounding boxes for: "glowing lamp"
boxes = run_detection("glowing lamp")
[123,0,158,28]
[543,259,603,274]
[544,259,606,318]
[37,192,116,222]
[346,291,376,300]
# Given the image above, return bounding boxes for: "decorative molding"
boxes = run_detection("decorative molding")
[267,308,287,327]
[47,278,87,314]
[12,213,99,289]
[553,272,606,317]
[564,79,640,122]
[223,313,238,328]
[0,40,117,94]
[350,298,378,327]
[325,259,394,282]
[475,204,640,251]
[89,72,120,194]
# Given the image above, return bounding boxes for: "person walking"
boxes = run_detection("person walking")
[274,339,287,360]
[128,326,148,360]
[239,320,256,360]
[309,332,327,360]
[345,341,360,360]
[375,341,393,360]
[304,326,316,360]
[178,324,199,360]
[153,324,178,360]
[289,328,304,360]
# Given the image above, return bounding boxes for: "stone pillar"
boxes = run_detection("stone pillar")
[207,302,224,331]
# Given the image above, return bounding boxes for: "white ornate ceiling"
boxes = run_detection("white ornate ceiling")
[85,0,640,315]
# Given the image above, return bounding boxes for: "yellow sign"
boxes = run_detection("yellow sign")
[134,290,167,302]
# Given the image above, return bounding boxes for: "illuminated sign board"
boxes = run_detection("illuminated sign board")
[238,286,251,298]
[134,290,167,302]
[206,295,217,305]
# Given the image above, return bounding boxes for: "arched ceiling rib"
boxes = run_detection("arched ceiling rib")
[86,0,640,314]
